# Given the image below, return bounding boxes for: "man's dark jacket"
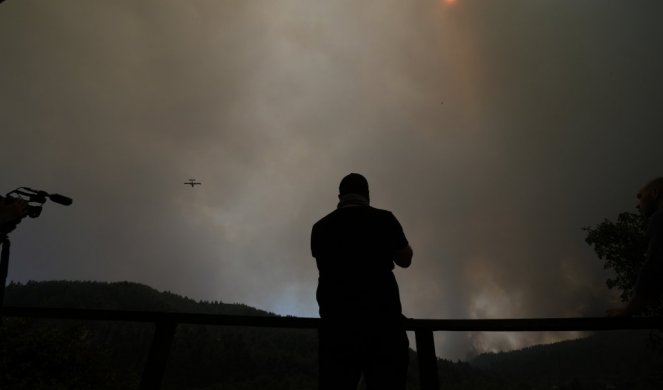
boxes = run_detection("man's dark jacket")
[311,205,409,320]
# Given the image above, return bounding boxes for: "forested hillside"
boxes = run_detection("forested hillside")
[472,329,663,389]
[1,281,318,389]
[0,281,490,389]
[1,281,661,389]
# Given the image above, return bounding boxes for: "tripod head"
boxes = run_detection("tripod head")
[1,187,72,313]
[0,187,72,237]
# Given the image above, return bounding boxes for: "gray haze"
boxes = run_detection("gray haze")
[1,0,662,360]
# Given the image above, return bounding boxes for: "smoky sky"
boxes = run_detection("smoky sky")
[2,0,662,360]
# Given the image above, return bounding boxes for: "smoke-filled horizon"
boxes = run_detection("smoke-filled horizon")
[2,0,662,360]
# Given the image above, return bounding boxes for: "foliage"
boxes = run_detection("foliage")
[583,212,648,302]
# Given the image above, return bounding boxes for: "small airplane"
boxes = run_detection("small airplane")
[184,179,202,187]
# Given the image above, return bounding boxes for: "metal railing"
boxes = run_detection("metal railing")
[2,306,662,390]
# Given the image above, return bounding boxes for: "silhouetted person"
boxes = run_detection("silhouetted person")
[311,173,413,390]
[610,177,663,316]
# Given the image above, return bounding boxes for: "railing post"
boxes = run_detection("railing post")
[0,238,11,320]
[140,321,177,390]
[415,329,439,390]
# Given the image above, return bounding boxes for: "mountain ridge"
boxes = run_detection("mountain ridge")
[2,280,662,389]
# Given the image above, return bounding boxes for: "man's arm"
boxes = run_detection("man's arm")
[393,245,413,268]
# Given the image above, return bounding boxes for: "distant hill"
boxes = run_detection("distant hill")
[1,281,662,389]
[471,329,663,390]
[1,281,317,389]
[3,280,270,316]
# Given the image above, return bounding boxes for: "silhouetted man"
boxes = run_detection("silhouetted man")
[311,173,413,390]
[610,177,663,316]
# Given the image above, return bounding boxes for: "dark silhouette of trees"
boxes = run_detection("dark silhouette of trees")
[2,281,662,389]
[584,212,648,302]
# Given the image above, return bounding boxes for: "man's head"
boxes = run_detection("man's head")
[339,173,369,199]
[637,177,663,217]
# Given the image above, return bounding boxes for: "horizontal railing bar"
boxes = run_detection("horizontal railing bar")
[3,306,662,332]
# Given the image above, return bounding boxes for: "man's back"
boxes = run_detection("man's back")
[311,205,408,319]
[311,173,411,390]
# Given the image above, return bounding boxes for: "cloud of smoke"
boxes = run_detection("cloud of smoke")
[1,0,662,360]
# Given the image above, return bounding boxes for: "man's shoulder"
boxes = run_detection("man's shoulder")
[313,207,391,227]
[313,209,338,226]
[363,206,399,223]
[312,210,342,233]
[368,206,394,216]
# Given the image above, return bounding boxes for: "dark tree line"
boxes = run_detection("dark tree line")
[1,281,661,389]
[0,281,502,389]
